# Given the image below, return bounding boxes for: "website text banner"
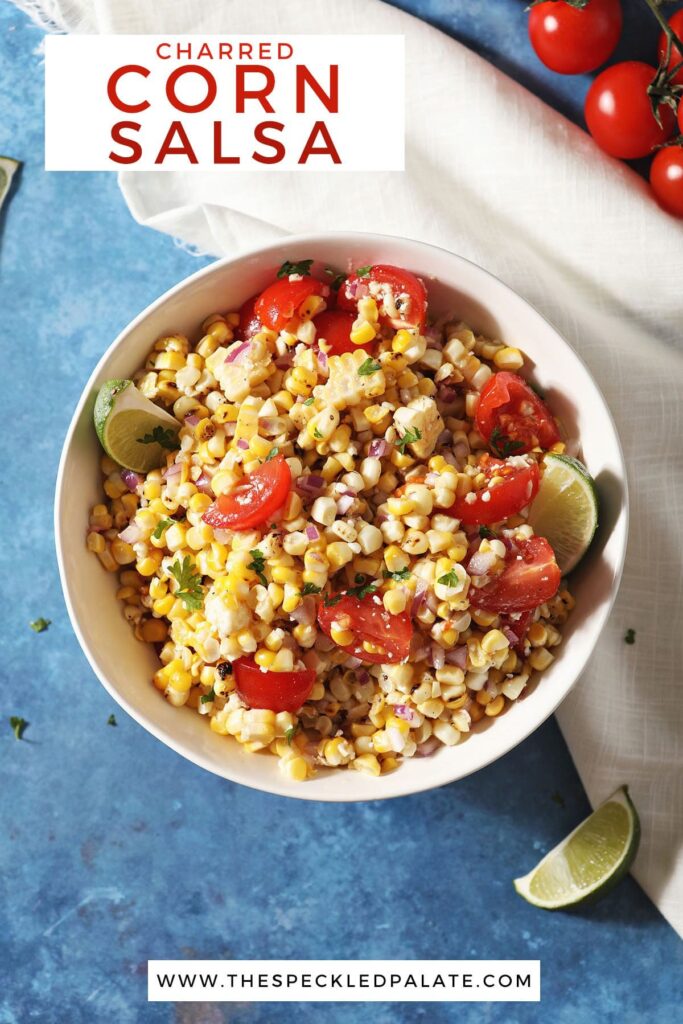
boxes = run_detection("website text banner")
[148,960,540,1002]
[44,35,404,172]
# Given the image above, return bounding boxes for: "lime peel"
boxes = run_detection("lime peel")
[514,786,640,910]
[94,379,180,473]
[0,157,21,211]
[527,452,598,574]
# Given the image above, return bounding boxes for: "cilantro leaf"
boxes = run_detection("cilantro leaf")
[277,259,314,279]
[169,556,204,611]
[107,714,117,727]
[300,583,322,597]
[325,268,347,291]
[248,549,268,586]
[200,687,216,704]
[264,447,279,462]
[489,426,525,459]
[438,570,462,588]
[323,593,344,608]
[153,517,174,540]
[624,628,636,645]
[9,716,28,740]
[313,427,323,439]
[355,265,372,277]
[358,357,381,377]
[136,425,178,451]
[383,567,411,581]
[479,526,496,540]
[285,724,300,745]
[303,397,315,406]
[30,617,50,633]
[395,427,422,455]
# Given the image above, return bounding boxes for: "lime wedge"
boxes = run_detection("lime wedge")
[527,453,598,573]
[93,379,180,473]
[514,786,640,910]
[0,156,21,211]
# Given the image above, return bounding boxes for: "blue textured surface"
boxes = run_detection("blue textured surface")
[1,3,681,1022]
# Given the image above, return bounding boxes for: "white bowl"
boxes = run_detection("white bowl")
[55,232,628,801]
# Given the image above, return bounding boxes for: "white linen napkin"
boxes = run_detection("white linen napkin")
[17,0,683,933]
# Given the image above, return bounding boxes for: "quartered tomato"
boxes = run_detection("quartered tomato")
[450,455,540,526]
[475,372,560,456]
[313,310,362,356]
[235,294,262,341]
[203,454,291,531]
[468,537,561,613]
[317,591,413,664]
[255,274,326,332]
[338,264,427,329]
[233,657,315,713]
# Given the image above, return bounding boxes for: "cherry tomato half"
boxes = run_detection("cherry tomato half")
[338,264,427,330]
[255,275,326,332]
[584,62,675,159]
[313,310,364,356]
[468,537,561,613]
[203,454,291,532]
[317,592,413,664]
[475,372,560,455]
[233,657,315,713]
[650,146,683,219]
[235,294,262,341]
[449,455,540,526]
[657,10,683,88]
[529,0,621,75]
[499,610,535,652]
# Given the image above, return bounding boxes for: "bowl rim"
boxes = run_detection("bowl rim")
[54,230,629,802]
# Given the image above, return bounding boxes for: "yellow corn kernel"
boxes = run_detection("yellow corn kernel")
[255,649,276,669]
[485,694,505,717]
[481,629,509,656]
[352,753,381,777]
[383,545,409,574]
[372,730,392,754]
[249,435,273,459]
[493,346,524,371]
[136,553,163,577]
[350,320,377,346]
[392,329,414,354]
[326,542,354,571]
[86,531,106,554]
[280,755,309,781]
[387,496,415,517]
[271,565,297,586]
[383,589,407,615]
[214,403,238,424]
[527,622,548,647]
[152,594,174,617]
[165,522,187,552]
[188,492,212,515]
[111,540,135,565]
[528,648,555,672]
[140,618,168,644]
[330,623,354,647]
[364,404,388,426]
[282,583,302,615]
[116,586,136,602]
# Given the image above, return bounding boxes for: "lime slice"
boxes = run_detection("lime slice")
[514,786,640,910]
[527,453,598,573]
[94,379,180,473]
[0,157,21,211]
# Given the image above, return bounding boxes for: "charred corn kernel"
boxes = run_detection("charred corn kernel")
[109,540,135,565]
[137,553,163,576]
[326,541,354,571]
[280,755,309,781]
[116,586,136,602]
[384,545,410,574]
[87,532,105,554]
[485,695,505,717]
[350,320,377,346]
[255,649,276,669]
[140,618,168,643]
[392,329,414,354]
[402,529,429,555]
[352,753,381,776]
[330,623,354,646]
[90,504,113,530]
[214,403,238,424]
[383,589,407,615]
[528,622,548,647]
[104,475,127,500]
[307,407,340,441]
[493,346,524,371]
[528,648,555,671]
[481,629,509,655]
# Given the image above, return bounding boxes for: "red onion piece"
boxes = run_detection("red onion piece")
[185,413,200,426]
[316,349,328,372]
[162,463,183,480]
[289,596,316,626]
[225,341,251,364]
[345,656,363,669]
[416,736,441,757]
[296,474,325,494]
[358,669,370,684]
[368,438,390,458]
[305,525,319,541]
[120,468,143,492]
[195,471,213,495]
[410,579,428,616]
[393,704,420,727]
[430,642,446,671]
[236,438,249,450]
[337,495,355,514]
[502,626,519,646]
[118,522,143,544]
[446,645,469,670]
[274,353,293,370]
[468,549,498,577]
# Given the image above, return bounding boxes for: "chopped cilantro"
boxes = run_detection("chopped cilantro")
[355,265,372,277]
[300,583,322,597]
[383,567,412,581]
[347,574,379,601]
[9,716,28,740]
[489,426,525,458]
[323,593,344,608]
[169,556,204,611]
[624,628,636,645]
[479,526,496,540]
[303,397,315,406]
[437,570,462,588]
[107,714,117,727]
[200,687,216,705]
[395,427,422,455]
[248,549,267,586]
[285,724,300,745]
[217,663,233,680]
[313,427,323,439]
[264,447,279,462]
[324,267,347,290]
[277,259,313,279]
[136,425,178,451]
[30,617,50,633]
[153,517,174,540]
[358,357,381,377]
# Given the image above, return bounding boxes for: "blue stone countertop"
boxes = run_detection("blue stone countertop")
[1,3,681,1022]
